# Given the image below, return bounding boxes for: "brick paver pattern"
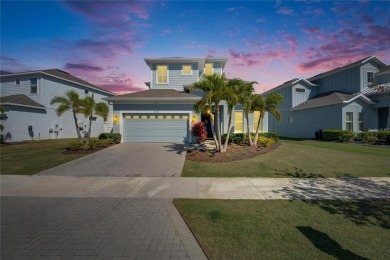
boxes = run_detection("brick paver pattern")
[1,197,206,259]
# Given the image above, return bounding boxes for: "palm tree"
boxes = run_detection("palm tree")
[252,93,284,146]
[192,74,229,152]
[80,94,110,145]
[237,80,258,146]
[50,90,83,142]
[0,106,5,132]
[221,78,241,152]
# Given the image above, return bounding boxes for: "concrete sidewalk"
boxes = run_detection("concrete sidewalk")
[2,175,390,200]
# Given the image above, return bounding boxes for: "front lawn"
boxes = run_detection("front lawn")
[1,139,90,175]
[182,139,390,177]
[174,199,390,260]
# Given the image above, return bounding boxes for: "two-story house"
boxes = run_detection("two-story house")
[0,69,114,142]
[264,55,390,138]
[105,57,267,143]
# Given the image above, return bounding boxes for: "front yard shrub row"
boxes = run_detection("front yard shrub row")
[66,138,117,151]
[257,136,277,147]
[98,133,121,144]
[221,132,279,146]
[322,129,390,144]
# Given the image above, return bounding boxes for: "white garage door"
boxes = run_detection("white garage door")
[122,113,190,143]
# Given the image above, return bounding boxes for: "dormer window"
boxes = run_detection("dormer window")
[205,63,213,76]
[367,72,374,84]
[157,65,168,84]
[295,88,306,93]
[182,65,192,75]
[16,79,20,86]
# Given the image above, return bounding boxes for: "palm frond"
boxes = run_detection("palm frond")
[95,102,110,122]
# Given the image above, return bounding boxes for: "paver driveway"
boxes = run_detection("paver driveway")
[38,143,187,177]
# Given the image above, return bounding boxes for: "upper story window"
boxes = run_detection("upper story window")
[16,79,21,86]
[85,90,89,94]
[157,65,168,84]
[295,88,306,93]
[182,65,192,75]
[205,63,213,76]
[367,72,374,84]
[30,78,38,94]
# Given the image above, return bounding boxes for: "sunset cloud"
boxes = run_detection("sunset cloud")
[276,7,293,15]
[64,63,104,72]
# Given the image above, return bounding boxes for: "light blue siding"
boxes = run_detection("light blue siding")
[151,63,199,90]
[360,61,380,90]
[341,100,378,131]
[312,66,361,94]
[376,73,390,84]
[1,74,113,141]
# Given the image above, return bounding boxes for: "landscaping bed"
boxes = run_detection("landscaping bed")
[186,142,280,163]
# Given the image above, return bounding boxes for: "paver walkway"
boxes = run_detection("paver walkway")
[2,175,390,200]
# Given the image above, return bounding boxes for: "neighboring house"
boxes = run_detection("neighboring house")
[0,69,114,142]
[264,55,390,138]
[105,57,267,143]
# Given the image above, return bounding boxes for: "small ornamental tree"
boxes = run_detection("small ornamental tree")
[191,122,207,144]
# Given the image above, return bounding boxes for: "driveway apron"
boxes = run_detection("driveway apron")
[37,143,186,177]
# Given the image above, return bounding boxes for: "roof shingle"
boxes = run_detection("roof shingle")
[0,94,45,109]
[291,91,357,111]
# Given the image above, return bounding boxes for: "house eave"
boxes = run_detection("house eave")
[0,102,46,110]
[104,97,201,104]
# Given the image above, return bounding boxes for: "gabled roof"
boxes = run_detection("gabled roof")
[0,69,115,96]
[308,55,386,82]
[263,78,317,95]
[291,91,374,111]
[0,94,46,110]
[104,89,200,103]
[144,57,228,70]
[376,65,390,76]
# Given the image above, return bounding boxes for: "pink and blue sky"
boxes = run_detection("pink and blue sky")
[1,0,390,94]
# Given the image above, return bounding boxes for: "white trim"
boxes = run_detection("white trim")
[119,110,194,143]
[156,65,169,84]
[181,64,193,76]
[291,78,317,86]
[343,93,374,104]
[0,102,46,110]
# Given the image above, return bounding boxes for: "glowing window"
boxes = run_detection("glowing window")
[149,115,156,119]
[253,111,260,131]
[205,63,213,76]
[182,65,192,75]
[235,112,243,133]
[157,65,168,84]
[182,115,189,120]
[141,115,148,119]
[157,115,164,119]
[125,115,131,119]
[166,115,172,119]
[133,115,139,119]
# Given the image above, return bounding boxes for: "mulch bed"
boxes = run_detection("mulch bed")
[186,142,281,163]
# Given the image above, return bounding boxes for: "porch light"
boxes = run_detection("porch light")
[113,115,118,125]
[191,115,197,123]
[206,108,211,115]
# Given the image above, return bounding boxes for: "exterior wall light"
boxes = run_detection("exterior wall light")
[191,115,197,123]
[206,108,211,115]
[113,115,118,125]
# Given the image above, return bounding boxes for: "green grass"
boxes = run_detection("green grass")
[182,139,390,177]
[174,199,390,260]
[0,139,89,175]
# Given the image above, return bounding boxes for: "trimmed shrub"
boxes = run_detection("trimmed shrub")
[66,141,86,151]
[257,136,276,148]
[222,132,279,145]
[322,129,355,142]
[191,122,207,143]
[98,133,111,140]
[355,131,378,143]
[99,133,121,144]
[0,134,4,144]
[378,131,390,144]
[110,133,121,144]
[88,141,97,150]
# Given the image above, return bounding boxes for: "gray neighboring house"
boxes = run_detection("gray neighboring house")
[105,57,268,143]
[0,69,115,142]
[264,55,390,138]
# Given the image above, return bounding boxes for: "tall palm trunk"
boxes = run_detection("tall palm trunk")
[86,114,93,145]
[215,104,223,152]
[210,113,219,151]
[222,114,233,152]
[253,112,263,146]
[246,113,253,146]
[72,111,82,142]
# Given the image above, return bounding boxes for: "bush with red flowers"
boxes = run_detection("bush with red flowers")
[191,122,207,143]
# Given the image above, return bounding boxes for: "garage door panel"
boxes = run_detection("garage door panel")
[123,114,189,143]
